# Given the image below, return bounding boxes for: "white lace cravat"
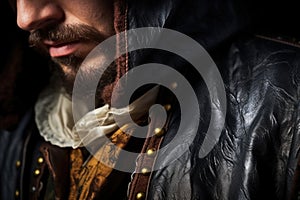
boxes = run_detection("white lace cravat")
[35,85,159,148]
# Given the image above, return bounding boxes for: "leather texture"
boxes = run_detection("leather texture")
[146,36,300,200]
[126,1,300,199]
[1,0,300,199]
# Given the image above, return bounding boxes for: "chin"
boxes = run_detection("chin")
[52,57,117,106]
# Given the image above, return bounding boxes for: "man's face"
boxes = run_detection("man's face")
[15,0,115,94]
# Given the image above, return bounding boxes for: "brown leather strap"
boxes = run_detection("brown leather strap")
[127,134,164,200]
[128,109,172,200]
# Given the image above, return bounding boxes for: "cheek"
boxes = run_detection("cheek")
[64,0,114,36]
[91,3,115,36]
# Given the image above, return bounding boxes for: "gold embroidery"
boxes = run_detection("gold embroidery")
[69,125,131,200]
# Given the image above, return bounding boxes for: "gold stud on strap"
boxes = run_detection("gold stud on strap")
[136,192,145,199]
[146,148,156,156]
[141,167,150,175]
[154,128,165,137]
[171,82,178,90]
[37,157,44,164]
[34,169,41,176]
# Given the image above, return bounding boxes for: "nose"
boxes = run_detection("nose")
[16,0,64,31]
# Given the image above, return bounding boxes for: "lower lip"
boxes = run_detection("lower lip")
[49,42,80,57]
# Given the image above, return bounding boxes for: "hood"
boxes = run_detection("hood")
[124,0,300,68]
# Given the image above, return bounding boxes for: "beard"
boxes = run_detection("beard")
[29,24,117,106]
[52,60,117,106]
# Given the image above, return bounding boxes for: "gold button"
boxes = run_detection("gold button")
[37,157,44,164]
[141,167,150,174]
[15,190,20,197]
[164,104,172,111]
[154,128,165,137]
[146,148,156,156]
[171,82,178,89]
[16,160,21,168]
[136,192,145,199]
[34,169,41,176]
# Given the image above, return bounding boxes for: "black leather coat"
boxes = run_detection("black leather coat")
[1,0,300,200]
[126,1,300,199]
[143,36,300,200]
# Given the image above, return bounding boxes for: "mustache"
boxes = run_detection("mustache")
[29,24,104,51]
